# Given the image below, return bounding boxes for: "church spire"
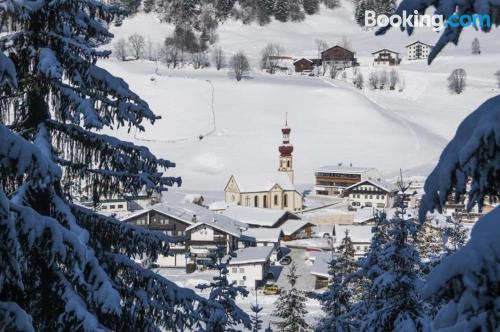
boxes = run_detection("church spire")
[278,115,294,183]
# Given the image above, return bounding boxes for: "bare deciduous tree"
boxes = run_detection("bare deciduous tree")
[315,39,328,75]
[328,64,340,79]
[472,38,481,55]
[231,51,250,81]
[114,38,128,61]
[192,50,208,69]
[260,42,285,74]
[368,71,379,89]
[379,69,388,89]
[389,69,399,90]
[161,42,182,68]
[448,68,467,94]
[128,33,145,60]
[353,72,364,89]
[212,47,226,70]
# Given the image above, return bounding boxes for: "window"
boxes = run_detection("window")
[274,195,278,205]
[287,160,291,168]
[117,204,123,209]
[369,195,373,199]
[232,268,237,273]
[110,205,116,209]
[283,194,288,207]
[239,268,245,273]
[263,196,268,208]
[254,196,259,207]
[101,205,107,209]
[365,202,372,207]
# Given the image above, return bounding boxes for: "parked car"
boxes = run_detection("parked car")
[263,284,280,295]
[280,255,292,265]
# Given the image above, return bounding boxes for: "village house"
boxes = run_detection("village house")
[314,165,383,197]
[293,58,314,73]
[334,224,373,258]
[227,246,274,288]
[310,251,335,289]
[121,204,195,267]
[223,205,313,240]
[345,179,396,210]
[185,216,246,267]
[321,45,357,69]
[240,227,283,262]
[224,121,303,212]
[372,49,401,66]
[406,41,433,60]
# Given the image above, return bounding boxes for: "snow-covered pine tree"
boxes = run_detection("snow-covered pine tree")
[250,292,263,332]
[355,180,429,332]
[0,0,219,330]
[316,231,357,332]
[196,247,252,332]
[303,0,320,15]
[442,217,468,254]
[274,0,291,22]
[273,262,309,332]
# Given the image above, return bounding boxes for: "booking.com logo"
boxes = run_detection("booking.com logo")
[365,10,491,31]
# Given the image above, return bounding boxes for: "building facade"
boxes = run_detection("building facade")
[372,49,401,66]
[321,45,356,69]
[294,58,314,72]
[227,246,273,288]
[345,179,394,209]
[406,41,433,60]
[314,165,382,197]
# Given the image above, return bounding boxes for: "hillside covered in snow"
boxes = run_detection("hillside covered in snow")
[100,5,500,190]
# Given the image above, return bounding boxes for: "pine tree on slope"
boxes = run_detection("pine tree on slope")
[273,262,309,331]
[316,231,357,332]
[251,292,264,332]
[196,247,252,332]
[0,1,221,330]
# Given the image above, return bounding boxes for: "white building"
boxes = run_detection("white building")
[406,41,433,60]
[224,121,303,212]
[314,165,383,197]
[334,224,373,258]
[372,49,401,66]
[227,246,274,288]
[310,251,335,289]
[345,179,395,210]
[241,227,283,262]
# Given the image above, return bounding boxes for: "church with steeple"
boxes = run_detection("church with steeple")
[223,117,303,212]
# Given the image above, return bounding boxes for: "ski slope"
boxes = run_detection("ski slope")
[100,4,500,190]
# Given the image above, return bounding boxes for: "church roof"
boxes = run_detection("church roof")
[230,172,296,192]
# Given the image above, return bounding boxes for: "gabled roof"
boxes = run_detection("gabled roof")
[321,45,355,55]
[242,227,283,243]
[372,49,400,55]
[223,206,298,227]
[229,246,274,265]
[280,219,311,236]
[293,57,313,64]
[344,179,394,193]
[405,41,434,48]
[227,172,297,193]
[310,251,334,278]
[186,217,244,238]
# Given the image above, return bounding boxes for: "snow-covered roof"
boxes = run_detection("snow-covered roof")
[122,201,246,230]
[405,40,433,48]
[208,200,233,211]
[186,217,244,238]
[223,206,295,227]
[334,224,373,244]
[315,165,376,175]
[242,227,283,243]
[230,172,297,192]
[280,219,311,236]
[345,179,395,193]
[310,251,334,278]
[229,246,274,265]
[353,208,377,224]
[372,49,400,55]
[293,57,313,64]
[182,194,204,204]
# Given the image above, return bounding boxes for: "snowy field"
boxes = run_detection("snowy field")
[99,4,500,192]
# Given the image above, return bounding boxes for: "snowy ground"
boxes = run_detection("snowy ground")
[100,6,500,191]
[156,248,323,329]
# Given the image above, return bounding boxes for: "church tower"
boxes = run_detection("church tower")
[278,115,294,184]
